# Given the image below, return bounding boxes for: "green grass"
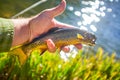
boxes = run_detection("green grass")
[0,48,120,80]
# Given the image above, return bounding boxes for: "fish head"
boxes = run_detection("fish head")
[77,30,96,46]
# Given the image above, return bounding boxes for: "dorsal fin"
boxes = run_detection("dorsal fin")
[47,27,61,33]
[27,27,63,44]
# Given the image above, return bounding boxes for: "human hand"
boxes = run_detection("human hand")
[29,0,82,52]
[12,0,82,53]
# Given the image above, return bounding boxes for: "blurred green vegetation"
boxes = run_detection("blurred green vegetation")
[0,0,81,18]
[0,0,36,18]
[0,0,120,80]
[0,0,60,18]
[0,48,120,80]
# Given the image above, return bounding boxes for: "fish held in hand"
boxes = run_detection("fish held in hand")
[9,27,96,65]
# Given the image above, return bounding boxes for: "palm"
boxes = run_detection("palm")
[29,0,82,52]
[29,0,66,41]
[29,13,56,41]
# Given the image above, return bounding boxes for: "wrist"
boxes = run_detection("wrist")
[12,18,31,47]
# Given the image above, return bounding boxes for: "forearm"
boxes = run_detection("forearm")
[0,18,14,52]
[11,18,30,47]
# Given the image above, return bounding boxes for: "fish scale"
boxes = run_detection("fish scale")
[9,27,96,65]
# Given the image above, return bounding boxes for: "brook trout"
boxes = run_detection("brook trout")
[9,27,96,65]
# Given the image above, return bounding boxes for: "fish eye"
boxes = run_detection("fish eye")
[92,39,95,42]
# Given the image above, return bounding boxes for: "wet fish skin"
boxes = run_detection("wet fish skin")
[23,27,96,53]
[9,27,96,65]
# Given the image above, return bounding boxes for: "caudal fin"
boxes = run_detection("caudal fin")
[8,48,27,65]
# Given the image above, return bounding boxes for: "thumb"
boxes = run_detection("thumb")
[45,0,66,18]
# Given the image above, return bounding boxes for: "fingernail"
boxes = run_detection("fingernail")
[62,46,70,53]
[46,39,56,53]
[75,44,82,49]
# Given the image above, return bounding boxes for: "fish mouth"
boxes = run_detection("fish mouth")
[88,42,96,46]
[88,43,95,46]
[89,38,96,46]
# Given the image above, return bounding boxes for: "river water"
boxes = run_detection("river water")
[0,0,120,57]
[56,0,120,58]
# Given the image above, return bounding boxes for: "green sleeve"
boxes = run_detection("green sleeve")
[0,18,14,52]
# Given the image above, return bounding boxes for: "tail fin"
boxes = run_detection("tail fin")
[8,47,27,65]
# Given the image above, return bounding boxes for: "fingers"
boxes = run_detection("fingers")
[55,20,76,28]
[44,0,66,18]
[46,39,82,53]
[61,44,82,53]
[75,44,82,49]
[46,39,70,53]
[61,46,70,53]
[46,39,56,52]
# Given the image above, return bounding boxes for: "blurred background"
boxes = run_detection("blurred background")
[0,0,120,58]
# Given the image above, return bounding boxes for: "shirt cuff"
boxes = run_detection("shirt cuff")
[0,18,14,52]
